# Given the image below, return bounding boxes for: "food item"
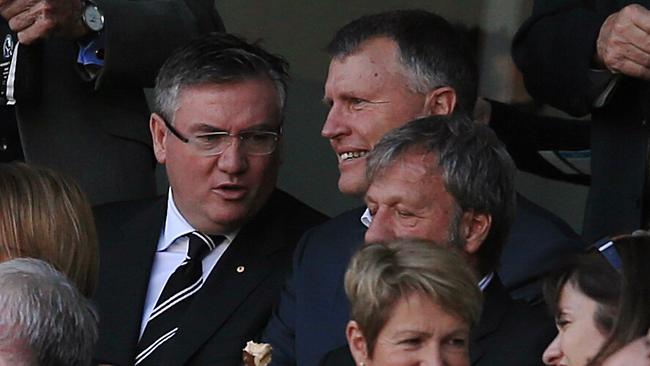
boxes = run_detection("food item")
[242,341,272,366]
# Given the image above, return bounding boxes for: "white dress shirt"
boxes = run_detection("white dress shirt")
[139,189,238,337]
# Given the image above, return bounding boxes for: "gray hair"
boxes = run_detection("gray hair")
[154,32,290,123]
[366,115,516,276]
[326,9,478,113]
[0,258,98,366]
[345,239,482,358]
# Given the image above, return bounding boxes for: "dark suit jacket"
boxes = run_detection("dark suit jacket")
[264,203,567,366]
[512,0,650,241]
[3,0,223,205]
[92,189,327,366]
[319,278,554,366]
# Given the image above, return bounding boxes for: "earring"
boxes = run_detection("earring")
[359,363,365,366]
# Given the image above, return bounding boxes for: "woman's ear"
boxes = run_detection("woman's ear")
[346,320,369,365]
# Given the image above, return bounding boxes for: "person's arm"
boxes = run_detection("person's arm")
[262,231,313,366]
[512,1,611,116]
[91,0,224,89]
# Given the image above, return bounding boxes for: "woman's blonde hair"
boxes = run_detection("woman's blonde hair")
[345,239,482,357]
[0,163,98,297]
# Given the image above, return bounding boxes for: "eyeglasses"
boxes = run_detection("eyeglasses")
[162,117,281,156]
[590,237,623,272]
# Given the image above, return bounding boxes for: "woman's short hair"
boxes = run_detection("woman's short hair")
[543,233,650,363]
[345,239,482,356]
[0,163,98,297]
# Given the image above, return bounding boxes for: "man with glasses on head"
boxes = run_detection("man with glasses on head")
[91,33,327,366]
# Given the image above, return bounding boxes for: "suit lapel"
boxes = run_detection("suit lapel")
[95,198,167,364]
[163,195,286,365]
[469,276,510,365]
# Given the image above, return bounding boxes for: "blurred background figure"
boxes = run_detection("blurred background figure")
[0,162,98,297]
[0,258,97,366]
[320,239,482,366]
[542,233,650,366]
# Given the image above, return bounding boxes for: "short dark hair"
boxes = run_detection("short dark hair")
[154,32,290,123]
[366,115,516,275]
[326,9,478,113]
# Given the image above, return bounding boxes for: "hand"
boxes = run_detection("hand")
[0,0,88,44]
[595,4,650,80]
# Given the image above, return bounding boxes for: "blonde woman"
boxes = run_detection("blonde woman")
[326,239,482,366]
[0,162,98,296]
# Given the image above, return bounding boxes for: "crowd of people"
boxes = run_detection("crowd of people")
[0,2,648,366]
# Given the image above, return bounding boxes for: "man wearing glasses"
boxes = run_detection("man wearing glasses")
[91,33,326,366]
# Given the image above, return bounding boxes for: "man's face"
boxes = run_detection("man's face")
[151,78,282,234]
[364,152,463,246]
[322,37,429,197]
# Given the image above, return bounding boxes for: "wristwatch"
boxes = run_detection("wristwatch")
[81,1,104,33]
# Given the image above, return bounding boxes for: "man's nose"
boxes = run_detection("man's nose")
[364,209,395,243]
[321,105,348,139]
[216,139,248,174]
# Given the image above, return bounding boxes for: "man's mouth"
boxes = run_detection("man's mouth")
[338,151,368,163]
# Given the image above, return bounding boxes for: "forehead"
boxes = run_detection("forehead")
[325,37,410,94]
[174,78,281,129]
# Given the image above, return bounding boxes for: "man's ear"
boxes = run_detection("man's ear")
[423,86,457,116]
[150,113,168,164]
[460,210,492,255]
[346,320,369,365]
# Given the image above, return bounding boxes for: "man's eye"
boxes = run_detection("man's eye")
[446,337,467,348]
[195,134,224,146]
[349,98,367,110]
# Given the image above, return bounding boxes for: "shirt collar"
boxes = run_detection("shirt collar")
[361,207,372,228]
[160,188,239,251]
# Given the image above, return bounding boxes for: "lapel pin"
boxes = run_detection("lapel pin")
[236,265,245,273]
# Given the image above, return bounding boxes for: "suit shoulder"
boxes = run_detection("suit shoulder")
[270,190,328,223]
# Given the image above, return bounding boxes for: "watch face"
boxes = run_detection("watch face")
[83,5,104,32]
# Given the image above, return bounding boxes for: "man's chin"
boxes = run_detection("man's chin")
[337,177,368,198]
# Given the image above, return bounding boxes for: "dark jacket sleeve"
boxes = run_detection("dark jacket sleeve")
[93,0,225,89]
[512,1,614,116]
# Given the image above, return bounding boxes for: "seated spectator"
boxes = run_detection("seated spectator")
[0,162,98,296]
[542,233,650,365]
[340,239,482,366]
[0,258,97,366]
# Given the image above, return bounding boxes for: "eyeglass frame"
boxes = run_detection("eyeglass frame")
[161,116,282,156]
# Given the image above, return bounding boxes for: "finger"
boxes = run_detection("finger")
[606,57,650,80]
[620,4,650,35]
[7,8,37,33]
[17,17,55,44]
[0,0,33,20]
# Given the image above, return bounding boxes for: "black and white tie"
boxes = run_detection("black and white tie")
[135,231,223,366]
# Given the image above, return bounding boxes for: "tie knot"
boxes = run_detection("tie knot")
[186,232,223,260]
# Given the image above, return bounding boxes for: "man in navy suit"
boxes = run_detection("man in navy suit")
[263,9,578,366]
[92,33,326,366]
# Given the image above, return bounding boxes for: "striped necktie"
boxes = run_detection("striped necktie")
[135,231,223,365]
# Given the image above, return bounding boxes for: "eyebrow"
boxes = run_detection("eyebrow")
[192,122,281,133]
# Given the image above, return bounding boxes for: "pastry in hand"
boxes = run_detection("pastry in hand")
[242,341,272,366]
